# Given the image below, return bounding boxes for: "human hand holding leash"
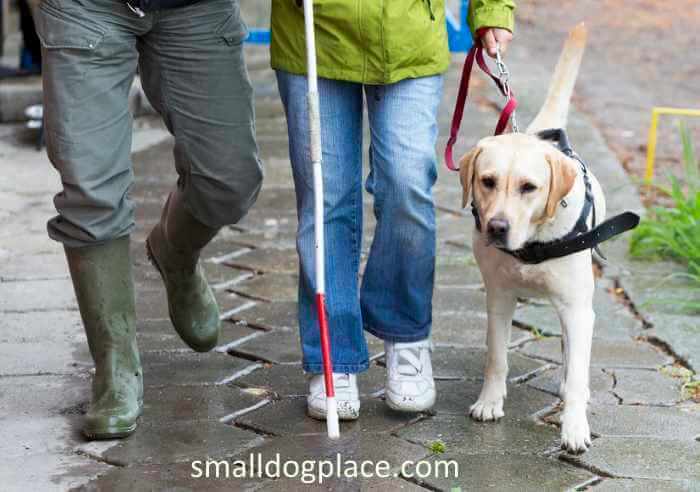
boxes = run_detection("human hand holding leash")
[480,28,513,58]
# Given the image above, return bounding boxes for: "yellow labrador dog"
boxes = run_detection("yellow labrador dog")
[459,24,606,453]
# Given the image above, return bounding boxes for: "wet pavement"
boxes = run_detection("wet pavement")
[1,8,699,491]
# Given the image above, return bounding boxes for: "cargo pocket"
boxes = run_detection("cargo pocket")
[35,1,109,159]
[215,11,249,46]
[35,1,106,51]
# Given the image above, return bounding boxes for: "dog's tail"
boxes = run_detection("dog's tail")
[526,23,588,133]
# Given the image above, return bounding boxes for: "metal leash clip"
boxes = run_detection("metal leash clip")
[495,43,519,133]
[126,1,146,17]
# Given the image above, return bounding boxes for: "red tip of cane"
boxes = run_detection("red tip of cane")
[315,294,335,397]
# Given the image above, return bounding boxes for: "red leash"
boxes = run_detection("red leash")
[444,40,519,171]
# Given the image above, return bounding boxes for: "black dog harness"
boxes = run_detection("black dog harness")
[471,128,640,265]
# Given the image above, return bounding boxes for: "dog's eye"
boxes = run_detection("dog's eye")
[481,177,496,190]
[520,182,537,194]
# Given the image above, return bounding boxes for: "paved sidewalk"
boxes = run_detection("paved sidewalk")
[1,38,698,492]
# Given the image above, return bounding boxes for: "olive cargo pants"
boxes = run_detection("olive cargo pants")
[36,0,263,247]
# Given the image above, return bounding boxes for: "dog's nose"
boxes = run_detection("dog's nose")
[487,218,510,239]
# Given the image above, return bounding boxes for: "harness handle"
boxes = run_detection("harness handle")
[444,40,518,171]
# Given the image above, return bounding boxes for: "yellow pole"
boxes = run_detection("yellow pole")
[644,107,700,184]
[645,108,660,183]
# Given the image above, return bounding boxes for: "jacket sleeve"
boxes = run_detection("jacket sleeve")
[467,0,516,35]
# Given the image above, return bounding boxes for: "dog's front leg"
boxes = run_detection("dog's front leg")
[554,301,594,453]
[469,289,517,421]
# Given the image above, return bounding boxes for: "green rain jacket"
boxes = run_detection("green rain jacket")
[270,0,515,85]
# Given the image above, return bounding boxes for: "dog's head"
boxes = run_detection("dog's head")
[459,133,578,250]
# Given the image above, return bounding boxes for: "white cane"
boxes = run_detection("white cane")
[302,0,340,440]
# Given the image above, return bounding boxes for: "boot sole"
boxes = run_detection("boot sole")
[385,390,436,413]
[83,400,143,440]
[83,421,138,440]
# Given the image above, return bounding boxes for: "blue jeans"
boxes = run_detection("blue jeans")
[276,71,442,374]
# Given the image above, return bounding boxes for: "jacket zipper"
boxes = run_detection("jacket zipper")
[425,0,435,20]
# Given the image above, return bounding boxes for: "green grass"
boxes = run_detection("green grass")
[629,121,700,313]
[428,440,446,454]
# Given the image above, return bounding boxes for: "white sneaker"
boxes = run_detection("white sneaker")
[307,372,360,421]
[384,339,436,412]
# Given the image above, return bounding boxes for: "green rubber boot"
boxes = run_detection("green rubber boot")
[65,237,143,440]
[146,190,220,352]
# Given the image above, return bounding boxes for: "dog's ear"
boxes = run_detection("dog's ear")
[544,152,578,219]
[459,147,482,208]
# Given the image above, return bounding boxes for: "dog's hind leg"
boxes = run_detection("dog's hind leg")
[554,299,594,453]
[469,290,517,421]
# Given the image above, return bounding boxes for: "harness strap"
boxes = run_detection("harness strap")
[445,41,518,171]
[504,212,640,264]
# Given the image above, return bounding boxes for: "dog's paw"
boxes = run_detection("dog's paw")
[469,398,505,421]
[560,412,591,454]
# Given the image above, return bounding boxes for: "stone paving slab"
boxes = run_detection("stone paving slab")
[430,311,534,348]
[229,301,297,331]
[432,379,557,418]
[0,252,69,282]
[214,291,252,317]
[398,346,548,381]
[432,287,487,314]
[218,320,263,348]
[241,187,297,215]
[646,313,700,371]
[136,319,187,351]
[592,478,698,491]
[235,397,421,437]
[582,404,700,440]
[0,375,89,419]
[226,249,298,275]
[396,414,559,455]
[0,310,91,376]
[2,450,112,492]
[142,351,253,387]
[230,432,430,481]
[230,273,298,302]
[518,337,671,369]
[75,462,263,492]
[434,257,484,288]
[80,420,264,467]
[619,273,700,317]
[433,266,481,290]
[202,231,257,260]
[229,328,302,364]
[142,384,263,423]
[609,368,683,406]
[562,437,700,481]
[527,367,619,405]
[221,230,297,251]
[418,453,595,492]
[201,260,253,287]
[513,285,643,340]
[0,278,77,312]
[235,362,386,399]
[257,477,426,491]
[2,416,114,489]
[435,213,472,242]
[235,213,298,238]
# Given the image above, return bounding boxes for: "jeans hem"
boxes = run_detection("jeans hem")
[303,361,369,375]
[363,323,431,343]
